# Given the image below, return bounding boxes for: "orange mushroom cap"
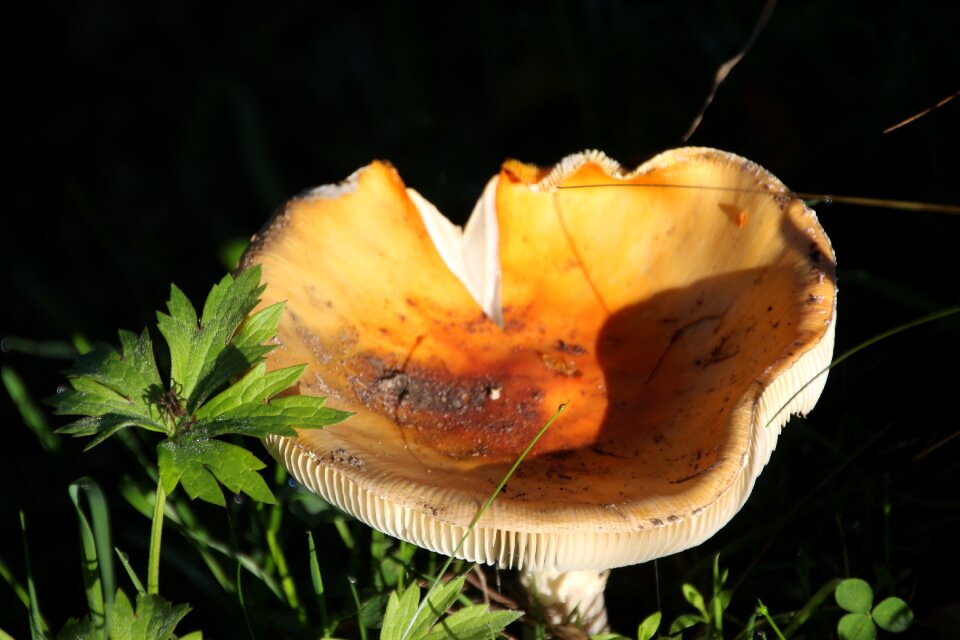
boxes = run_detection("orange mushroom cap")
[242,147,836,573]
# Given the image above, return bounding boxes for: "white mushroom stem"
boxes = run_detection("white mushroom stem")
[520,568,611,635]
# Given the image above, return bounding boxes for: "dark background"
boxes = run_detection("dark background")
[4,1,959,637]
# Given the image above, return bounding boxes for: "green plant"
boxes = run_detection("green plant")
[591,611,661,640]
[36,267,351,638]
[380,576,521,640]
[834,578,914,639]
[667,555,731,639]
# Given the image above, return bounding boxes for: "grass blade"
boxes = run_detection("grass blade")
[68,477,115,639]
[348,577,368,640]
[783,578,843,639]
[265,502,303,620]
[0,557,29,609]
[765,304,960,430]
[307,531,330,635]
[2,366,59,453]
[115,548,147,596]
[0,336,77,359]
[20,512,50,640]
[400,402,567,640]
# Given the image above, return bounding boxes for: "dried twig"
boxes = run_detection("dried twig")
[883,89,959,133]
[681,0,777,141]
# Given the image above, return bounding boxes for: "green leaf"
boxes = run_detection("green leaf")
[420,605,522,640]
[108,589,191,640]
[193,395,352,439]
[382,577,479,640]
[64,330,163,406]
[57,616,96,640]
[359,592,391,632]
[52,379,163,424]
[837,612,876,640]
[408,577,466,639]
[307,532,330,635]
[681,583,708,619]
[381,583,422,640]
[158,438,275,506]
[68,478,115,640]
[637,611,662,640]
[20,512,51,640]
[872,597,913,632]
[835,578,873,614]
[187,302,285,413]
[115,549,146,596]
[195,363,304,418]
[709,589,732,622]
[157,269,273,411]
[2,366,60,452]
[51,372,167,446]
[62,415,166,451]
[669,613,701,634]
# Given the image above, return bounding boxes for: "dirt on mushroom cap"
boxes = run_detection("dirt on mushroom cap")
[244,147,836,568]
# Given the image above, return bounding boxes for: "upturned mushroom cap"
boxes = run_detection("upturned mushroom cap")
[242,147,836,573]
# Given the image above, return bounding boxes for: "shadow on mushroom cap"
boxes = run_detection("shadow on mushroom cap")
[247,147,837,573]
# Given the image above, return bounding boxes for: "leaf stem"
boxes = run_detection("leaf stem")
[147,480,167,594]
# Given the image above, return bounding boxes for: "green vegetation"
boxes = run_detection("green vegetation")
[3,267,945,638]
[5,3,958,639]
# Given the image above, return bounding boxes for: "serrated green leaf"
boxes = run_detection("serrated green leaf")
[637,611,661,640]
[383,577,468,640]
[56,416,106,437]
[669,613,701,634]
[158,438,275,506]
[420,605,522,640]
[231,301,284,355]
[156,286,198,391]
[590,634,629,640]
[360,592,391,630]
[381,583,422,640]
[837,612,876,640]
[51,371,166,446]
[57,615,96,640]
[58,415,166,450]
[186,272,275,410]
[193,395,352,439]
[108,589,191,640]
[63,330,162,405]
[157,269,269,411]
[51,377,161,424]
[109,590,135,640]
[872,597,913,632]
[835,579,873,614]
[408,577,467,639]
[195,363,305,419]
[200,268,265,338]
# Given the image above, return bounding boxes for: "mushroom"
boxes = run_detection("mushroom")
[240,148,837,634]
